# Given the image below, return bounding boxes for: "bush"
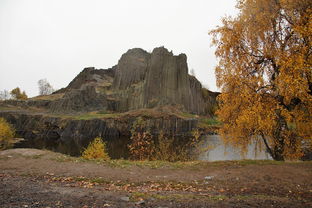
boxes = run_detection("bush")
[153,131,174,161]
[128,117,203,162]
[128,128,155,160]
[0,117,15,150]
[82,137,110,160]
[154,133,199,162]
[128,117,155,160]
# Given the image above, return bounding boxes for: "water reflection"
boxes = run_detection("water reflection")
[198,135,272,161]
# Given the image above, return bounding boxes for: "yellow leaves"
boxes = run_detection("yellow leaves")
[128,129,155,161]
[10,87,28,100]
[0,117,15,150]
[211,0,312,160]
[82,137,110,160]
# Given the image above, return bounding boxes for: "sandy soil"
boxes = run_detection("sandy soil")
[0,148,311,208]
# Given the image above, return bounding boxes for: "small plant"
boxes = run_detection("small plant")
[0,117,15,150]
[128,130,155,160]
[82,137,110,160]
[153,131,201,162]
[153,131,175,161]
[128,117,155,160]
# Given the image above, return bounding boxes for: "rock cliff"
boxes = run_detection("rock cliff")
[0,111,197,157]
[0,47,220,157]
[48,47,219,115]
[1,47,219,115]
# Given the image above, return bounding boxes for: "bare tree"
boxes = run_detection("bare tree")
[0,90,10,100]
[38,79,54,95]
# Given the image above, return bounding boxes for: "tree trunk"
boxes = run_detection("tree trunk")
[272,143,285,161]
[261,134,284,161]
[271,111,287,161]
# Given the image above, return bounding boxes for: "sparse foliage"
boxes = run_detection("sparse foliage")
[128,117,155,160]
[210,0,312,160]
[38,79,54,95]
[0,117,15,150]
[153,131,175,161]
[153,131,201,162]
[128,117,201,161]
[82,137,110,160]
[0,90,10,100]
[10,87,27,100]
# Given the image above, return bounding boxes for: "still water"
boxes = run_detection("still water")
[198,135,272,161]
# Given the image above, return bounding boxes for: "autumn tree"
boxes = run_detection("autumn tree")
[82,137,110,160]
[0,117,15,150]
[38,79,54,95]
[210,0,311,160]
[10,87,28,100]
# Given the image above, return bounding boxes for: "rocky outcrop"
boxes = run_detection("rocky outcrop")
[112,48,149,90]
[0,47,222,158]
[0,111,197,158]
[49,86,108,113]
[111,47,218,115]
[1,47,219,115]
[55,66,116,94]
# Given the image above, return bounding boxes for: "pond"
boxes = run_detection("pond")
[197,135,272,161]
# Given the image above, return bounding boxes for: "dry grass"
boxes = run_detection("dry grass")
[29,93,64,101]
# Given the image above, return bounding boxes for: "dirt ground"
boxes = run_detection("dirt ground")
[0,148,311,208]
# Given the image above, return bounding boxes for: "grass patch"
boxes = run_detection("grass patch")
[0,106,22,111]
[175,112,198,119]
[130,192,289,203]
[25,154,44,159]
[29,93,64,101]
[233,194,289,201]
[54,111,123,120]
[52,153,294,169]
[72,176,111,184]
[130,192,228,202]
[198,117,221,129]
[71,112,121,120]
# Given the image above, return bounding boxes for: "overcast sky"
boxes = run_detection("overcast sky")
[0,0,238,97]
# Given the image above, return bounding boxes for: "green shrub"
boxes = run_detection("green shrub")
[0,117,15,150]
[82,137,110,160]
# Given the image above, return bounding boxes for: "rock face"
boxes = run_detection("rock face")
[2,47,219,115]
[0,111,197,157]
[0,47,220,157]
[50,86,108,113]
[56,66,116,93]
[110,47,218,115]
[51,47,218,115]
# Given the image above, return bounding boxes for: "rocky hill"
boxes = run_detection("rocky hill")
[47,47,219,115]
[0,47,220,156]
[2,47,219,115]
